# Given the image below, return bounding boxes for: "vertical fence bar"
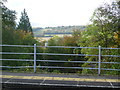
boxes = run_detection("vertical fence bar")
[34,44,36,73]
[98,46,101,75]
[0,8,2,89]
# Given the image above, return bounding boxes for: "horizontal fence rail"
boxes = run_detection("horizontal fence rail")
[37,46,99,49]
[0,44,120,75]
[1,52,119,57]
[1,44,120,49]
[1,59,120,64]
[0,44,34,47]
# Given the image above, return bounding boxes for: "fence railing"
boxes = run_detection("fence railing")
[0,44,120,75]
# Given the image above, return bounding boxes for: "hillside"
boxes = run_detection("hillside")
[32,25,86,37]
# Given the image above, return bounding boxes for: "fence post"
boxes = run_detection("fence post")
[98,46,101,76]
[34,44,36,73]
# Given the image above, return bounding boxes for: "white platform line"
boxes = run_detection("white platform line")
[40,79,46,85]
[109,82,114,88]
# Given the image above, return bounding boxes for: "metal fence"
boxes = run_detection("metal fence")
[0,44,120,75]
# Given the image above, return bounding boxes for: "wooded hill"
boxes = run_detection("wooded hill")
[32,25,86,37]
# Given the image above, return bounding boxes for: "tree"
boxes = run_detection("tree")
[77,1,120,75]
[17,9,33,35]
[1,3,16,46]
[90,1,120,48]
[78,1,120,49]
[1,4,16,30]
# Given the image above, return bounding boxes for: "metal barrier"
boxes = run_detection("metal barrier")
[0,44,120,75]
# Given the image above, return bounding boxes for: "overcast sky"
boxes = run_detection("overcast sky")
[5,0,114,28]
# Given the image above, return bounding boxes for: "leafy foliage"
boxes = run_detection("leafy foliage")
[2,5,40,69]
[77,1,120,75]
[41,35,84,73]
[1,5,16,30]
